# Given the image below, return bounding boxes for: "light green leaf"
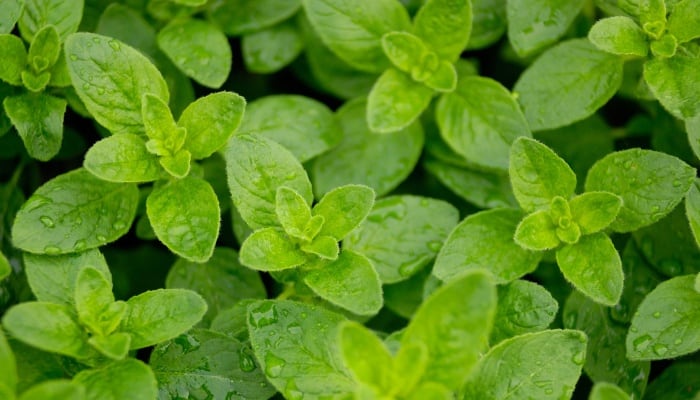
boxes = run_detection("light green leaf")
[402,270,496,390]
[64,33,169,136]
[301,235,339,260]
[2,302,91,358]
[0,34,26,85]
[122,288,207,349]
[74,266,117,336]
[18,0,82,42]
[313,184,375,240]
[639,0,666,38]
[436,76,530,171]
[491,280,558,344]
[588,16,648,57]
[88,332,130,360]
[178,92,245,159]
[367,68,434,134]
[12,168,138,254]
[570,191,622,235]
[276,186,312,240]
[239,227,308,271]
[157,18,231,88]
[412,0,472,61]
[556,232,623,306]
[150,329,275,400]
[3,93,66,161]
[207,0,301,35]
[627,275,700,360]
[247,300,354,398]
[27,25,60,74]
[509,137,577,212]
[589,382,631,400]
[393,342,429,396]
[312,98,424,197]
[147,176,219,263]
[84,134,163,183]
[0,329,17,394]
[237,94,340,162]
[462,330,587,399]
[242,19,304,74]
[514,210,559,251]
[687,180,700,248]
[434,208,542,283]
[585,148,696,232]
[18,380,85,400]
[142,93,180,148]
[0,0,23,34]
[20,69,50,92]
[158,149,191,178]
[304,250,383,316]
[406,382,452,400]
[381,31,425,74]
[644,55,700,120]
[74,359,157,400]
[338,321,394,392]
[344,195,459,283]
[225,134,313,230]
[0,252,9,281]
[514,39,623,131]
[422,60,457,92]
[688,115,700,160]
[667,0,700,43]
[507,0,586,57]
[302,0,411,73]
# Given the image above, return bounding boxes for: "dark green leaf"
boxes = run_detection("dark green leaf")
[207,0,301,35]
[242,19,304,74]
[491,280,558,344]
[3,93,66,161]
[643,361,700,400]
[644,54,700,120]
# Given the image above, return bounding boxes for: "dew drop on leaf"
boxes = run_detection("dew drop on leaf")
[108,40,120,51]
[44,245,61,255]
[238,349,256,372]
[652,311,661,318]
[39,216,55,228]
[286,322,302,335]
[113,221,126,230]
[96,234,107,242]
[652,343,668,356]
[632,335,652,352]
[427,240,443,252]
[572,351,585,365]
[73,240,86,251]
[264,353,285,377]
[248,302,279,328]
[174,333,201,353]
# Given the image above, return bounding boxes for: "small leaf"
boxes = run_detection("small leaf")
[301,235,339,260]
[242,19,304,74]
[569,191,623,235]
[18,0,82,42]
[423,61,457,92]
[74,266,116,336]
[303,250,383,316]
[142,93,180,147]
[18,380,85,400]
[27,25,60,73]
[667,0,700,43]
[644,55,700,120]
[122,288,207,349]
[239,227,307,271]
[276,186,312,240]
[74,359,158,400]
[491,280,558,344]
[0,34,26,85]
[158,149,191,178]
[507,0,586,57]
[381,31,426,74]
[509,137,577,212]
[84,134,163,183]
[338,321,394,392]
[556,232,623,306]
[367,68,434,134]
[588,16,648,57]
[313,184,375,240]
[207,0,301,36]
[589,382,631,400]
[3,93,66,161]
[393,342,428,396]
[412,0,472,61]
[147,176,219,262]
[514,210,560,251]
[88,332,131,360]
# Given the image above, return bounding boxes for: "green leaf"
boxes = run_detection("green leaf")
[626,275,700,360]
[301,235,339,260]
[507,0,586,57]
[0,252,9,281]
[312,184,375,240]
[207,0,301,35]
[434,208,542,283]
[2,302,91,358]
[462,330,587,399]
[65,33,169,136]
[588,16,648,57]
[556,232,623,306]
[88,332,130,360]
[393,342,429,396]
[158,149,191,178]
[142,93,180,146]
[644,55,700,120]
[643,361,700,400]
[436,76,530,171]
[302,0,411,73]
[590,382,632,400]
[640,0,666,34]
[242,19,304,74]
[338,321,394,392]
[74,266,117,336]
[467,0,506,50]
[367,68,434,134]
[687,180,700,248]
[0,34,26,86]
[237,94,340,163]
[667,0,700,43]
[239,227,308,271]
[491,280,558,344]
[688,115,700,160]
[509,137,576,212]
[0,0,23,34]
[157,18,231,89]
[304,250,383,316]
[412,0,472,61]
[18,0,82,42]
[84,134,163,183]
[344,195,459,283]
[381,31,426,74]
[247,300,354,398]
[12,168,138,254]
[585,148,696,232]
[570,192,622,235]
[312,98,424,197]
[402,270,496,390]
[20,69,50,92]
[18,380,85,400]
[74,359,157,400]
[514,210,560,251]
[0,329,17,394]
[513,39,623,131]
[610,240,663,324]
[3,93,66,161]
[147,176,219,263]
[122,288,207,349]
[27,25,60,74]
[275,186,312,239]
[225,134,313,230]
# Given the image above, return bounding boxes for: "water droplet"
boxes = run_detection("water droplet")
[398,261,418,277]
[249,302,279,328]
[82,83,90,90]
[39,216,55,228]
[73,217,83,226]
[623,160,633,169]
[113,221,126,230]
[427,240,442,252]
[92,37,100,43]
[285,380,303,400]
[264,353,285,377]
[544,388,553,395]
[238,349,256,372]
[652,343,668,356]
[672,179,682,187]
[174,334,200,353]
[23,195,52,212]
[652,311,661,318]
[286,322,302,335]
[632,335,652,352]
[659,259,682,276]
[44,245,61,255]
[74,240,87,251]
[651,205,660,213]
[96,234,107,242]
[108,39,120,50]
[97,87,105,95]
[299,312,307,319]
[70,54,78,60]
[572,351,585,365]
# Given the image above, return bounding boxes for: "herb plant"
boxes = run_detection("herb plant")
[0,0,699,399]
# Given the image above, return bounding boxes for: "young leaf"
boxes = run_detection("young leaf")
[150,329,275,400]
[158,149,191,178]
[644,55,700,120]
[65,33,169,136]
[569,192,623,235]
[509,137,577,212]
[0,0,23,34]
[302,0,411,73]
[639,0,666,35]
[507,0,586,57]
[343,195,459,283]
[367,67,433,134]
[225,134,313,230]
[585,148,696,232]
[74,266,116,335]
[589,382,632,400]
[588,16,648,57]
[276,186,312,239]
[434,208,542,283]
[556,232,623,306]
[2,302,91,358]
[462,330,587,399]
[313,184,375,240]
[157,18,231,89]
[242,19,304,74]
[513,39,623,131]
[88,332,130,360]
[626,275,700,360]
[84,134,163,183]
[381,31,426,74]
[300,235,339,260]
[412,0,472,62]
[666,0,700,43]
[303,250,383,316]
[338,321,394,393]
[3,92,66,161]
[27,25,60,74]
[687,180,700,248]
[12,168,139,254]
[239,227,308,271]
[122,288,207,349]
[401,269,496,390]
[514,210,560,251]
[74,359,157,400]
[207,0,301,36]
[491,280,558,344]
[142,93,180,146]
[246,300,355,398]
[0,34,26,85]
[18,380,85,400]
[18,0,82,42]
